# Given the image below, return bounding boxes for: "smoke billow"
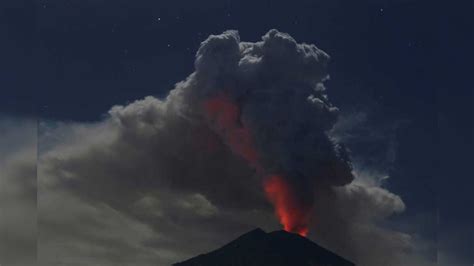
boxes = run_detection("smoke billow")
[37,30,429,266]
[182,29,354,234]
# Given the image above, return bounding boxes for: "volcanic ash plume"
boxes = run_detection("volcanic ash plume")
[182,29,354,235]
[39,29,423,266]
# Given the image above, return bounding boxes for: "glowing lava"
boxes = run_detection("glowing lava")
[264,175,311,237]
[203,94,311,237]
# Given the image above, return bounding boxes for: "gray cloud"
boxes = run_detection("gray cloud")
[38,102,274,266]
[188,29,352,187]
[0,118,37,266]
[310,183,410,266]
[33,30,433,266]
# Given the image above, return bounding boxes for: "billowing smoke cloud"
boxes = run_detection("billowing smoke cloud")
[37,30,432,266]
[185,29,353,234]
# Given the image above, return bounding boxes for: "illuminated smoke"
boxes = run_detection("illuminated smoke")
[202,93,312,235]
[263,175,311,236]
[192,29,353,235]
[202,94,261,171]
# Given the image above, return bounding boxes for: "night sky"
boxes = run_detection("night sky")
[1,0,472,265]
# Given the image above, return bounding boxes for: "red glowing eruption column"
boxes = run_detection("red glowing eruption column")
[203,94,311,237]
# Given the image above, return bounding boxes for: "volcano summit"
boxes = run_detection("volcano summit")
[173,228,355,266]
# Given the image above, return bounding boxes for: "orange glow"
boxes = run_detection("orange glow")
[203,94,261,171]
[264,175,310,237]
[203,94,311,237]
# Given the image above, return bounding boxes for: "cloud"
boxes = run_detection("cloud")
[38,188,170,266]
[310,183,410,266]
[38,101,272,266]
[33,30,433,266]
[0,118,37,266]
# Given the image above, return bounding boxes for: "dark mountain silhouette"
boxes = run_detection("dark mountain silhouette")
[173,228,355,266]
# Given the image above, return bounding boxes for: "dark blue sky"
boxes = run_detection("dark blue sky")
[1,0,472,264]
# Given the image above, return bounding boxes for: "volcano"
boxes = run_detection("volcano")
[173,228,355,266]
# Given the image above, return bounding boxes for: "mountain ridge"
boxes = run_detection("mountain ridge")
[173,228,355,266]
